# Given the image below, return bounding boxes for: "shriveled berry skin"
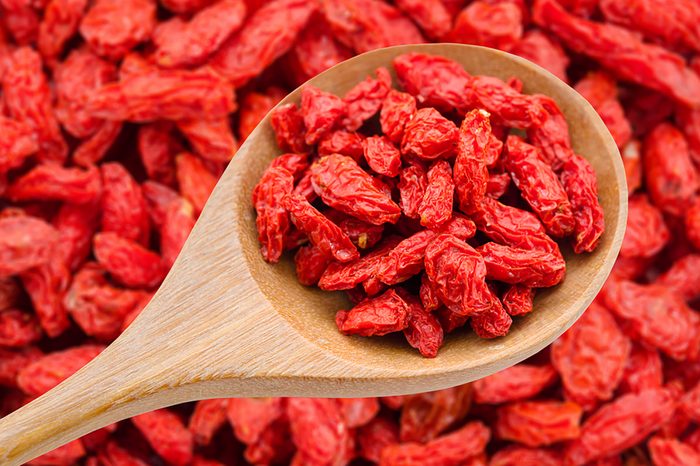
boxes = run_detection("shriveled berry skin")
[2,47,67,163]
[401,107,459,161]
[300,85,347,145]
[454,109,491,215]
[310,154,401,226]
[552,302,631,408]
[504,135,574,238]
[252,165,294,264]
[495,400,582,447]
[210,0,316,87]
[336,289,409,337]
[565,388,676,464]
[418,160,454,229]
[424,234,492,317]
[381,90,417,144]
[603,280,699,361]
[152,0,246,69]
[534,0,700,107]
[394,52,472,114]
[285,193,359,263]
[363,135,401,177]
[642,123,699,217]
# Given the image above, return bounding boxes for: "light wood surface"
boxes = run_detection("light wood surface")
[0,44,627,464]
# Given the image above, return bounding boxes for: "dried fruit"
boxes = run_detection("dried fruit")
[3,2,689,463]
[474,364,557,404]
[0,216,60,278]
[603,280,699,361]
[79,0,156,60]
[211,0,316,87]
[495,400,582,447]
[565,388,676,464]
[552,302,630,408]
[336,289,409,337]
[153,0,246,68]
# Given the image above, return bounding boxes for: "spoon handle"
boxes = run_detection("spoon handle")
[0,267,334,465]
[0,332,189,465]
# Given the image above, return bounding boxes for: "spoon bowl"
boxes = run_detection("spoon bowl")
[0,43,627,465]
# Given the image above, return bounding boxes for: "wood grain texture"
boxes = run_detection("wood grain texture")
[0,44,627,465]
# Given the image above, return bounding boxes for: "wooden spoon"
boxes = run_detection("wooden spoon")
[0,43,627,464]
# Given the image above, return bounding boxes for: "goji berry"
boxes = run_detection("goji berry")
[342,67,391,131]
[574,71,631,148]
[87,66,236,122]
[565,388,676,464]
[474,364,557,404]
[177,118,238,163]
[619,344,663,395]
[188,399,228,446]
[559,153,605,253]
[393,52,472,115]
[210,0,316,87]
[132,409,193,466]
[79,0,156,60]
[283,16,352,86]
[418,160,454,228]
[603,280,699,361]
[37,0,87,62]
[381,421,489,466]
[643,123,699,217]
[424,234,491,317]
[153,0,246,68]
[7,164,102,205]
[2,47,67,163]
[449,0,523,51]
[93,233,165,289]
[504,135,574,237]
[101,162,150,246]
[534,0,700,107]
[501,284,534,316]
[401,107,459,161]
[321,0,425,54]
[0,216,60,278]
[0,309,42,347]
[511,30,569,83]
[336,289,409,337]
[310,154,401,225]
[394,0,452,40]
[17,344,104,396]
[227,397,284,445]
[176,152,218,215]
[64,262,143,340]
[363,135,402,178]
[357,416,399,463]
[552,302,630,409]
[495,400,582,447]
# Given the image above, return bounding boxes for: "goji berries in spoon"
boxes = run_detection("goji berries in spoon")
[0,44,626,466]
[254,51,609,357]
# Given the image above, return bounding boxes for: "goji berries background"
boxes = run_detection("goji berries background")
[1,0,700,464]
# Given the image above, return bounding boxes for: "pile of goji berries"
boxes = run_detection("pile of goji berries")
[1,0,700,463]
[254,52,604,357]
